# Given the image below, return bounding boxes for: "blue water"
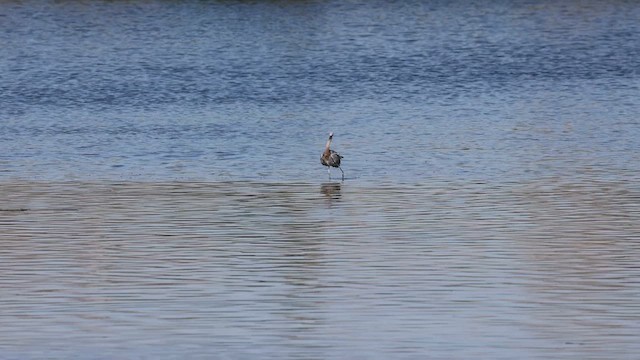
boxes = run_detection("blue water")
[1,0,638,183]
[1,1,640,359]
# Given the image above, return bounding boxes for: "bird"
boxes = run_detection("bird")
[320,132,344,181]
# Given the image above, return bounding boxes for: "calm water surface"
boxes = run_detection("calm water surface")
[1,0,639,359]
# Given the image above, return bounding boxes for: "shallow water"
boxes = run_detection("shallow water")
[1,0,640,359]
[1,180,639,359]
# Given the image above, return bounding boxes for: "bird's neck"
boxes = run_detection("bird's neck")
[324,138,332,151]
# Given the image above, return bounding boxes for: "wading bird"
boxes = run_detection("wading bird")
[321,132,344,181]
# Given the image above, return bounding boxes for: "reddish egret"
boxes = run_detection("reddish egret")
[320,132,344,181]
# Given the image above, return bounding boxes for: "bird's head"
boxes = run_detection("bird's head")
[329,132,334,138]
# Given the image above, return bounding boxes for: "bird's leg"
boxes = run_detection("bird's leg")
[327,167,331,179]
[339,167,344,181]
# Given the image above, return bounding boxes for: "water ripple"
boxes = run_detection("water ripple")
[1,180,639,359]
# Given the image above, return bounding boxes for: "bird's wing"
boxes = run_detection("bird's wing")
[329,152,342,165]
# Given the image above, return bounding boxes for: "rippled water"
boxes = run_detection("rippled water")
[1,0,640,359]
[2,180,639,359]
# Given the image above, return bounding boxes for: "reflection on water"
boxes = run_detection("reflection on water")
[1,180,638,359]
[320,182,342,202]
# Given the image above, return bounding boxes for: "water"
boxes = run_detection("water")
[1,1,639,359]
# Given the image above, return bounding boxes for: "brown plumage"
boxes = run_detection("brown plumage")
[320,132,344,181]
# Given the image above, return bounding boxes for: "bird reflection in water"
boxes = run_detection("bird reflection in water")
[321,182,342,202]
